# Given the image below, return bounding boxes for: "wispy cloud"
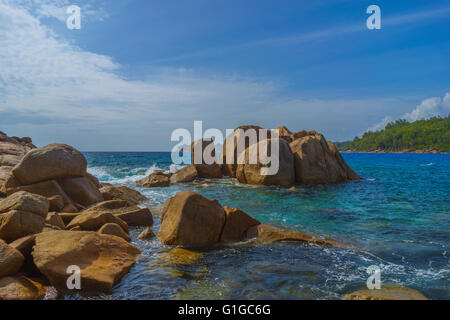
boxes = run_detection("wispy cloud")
[154,5,450,64]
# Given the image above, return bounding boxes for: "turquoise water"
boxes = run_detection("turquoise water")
[80,152,449,300]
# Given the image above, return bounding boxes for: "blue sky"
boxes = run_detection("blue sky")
[0,0,449,151]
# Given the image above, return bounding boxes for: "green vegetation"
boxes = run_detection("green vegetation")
[339,116,450,152]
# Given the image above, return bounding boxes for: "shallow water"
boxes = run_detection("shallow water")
[71,152,449,300]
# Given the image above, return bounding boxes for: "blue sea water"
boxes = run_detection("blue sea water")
[80,152,449,300]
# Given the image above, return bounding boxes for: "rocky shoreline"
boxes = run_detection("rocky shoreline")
[0,128,428,300]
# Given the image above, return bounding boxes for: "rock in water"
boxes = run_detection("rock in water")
[136,173,170,188]
[0,276,45,300]
[246,224,339,246]
[57,177,103,207]
[0,211,45,242]
[344,284,428,300]
[0,191,49,218]
[98,223,131,242]
[170,165,198,183]
[220,206,260,242]
[236,138,295,186]
[100,185,147,204]
[158,191,226,247]
[11,144,87,185]
[137,227,155,240]
[290,132,361,184]
[191,139,222,179]
[0,239,24,277]
[32,231,141,294]
[221,125,267,178]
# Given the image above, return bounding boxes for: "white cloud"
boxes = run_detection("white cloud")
[366,93,450,133]
[366,116,394,132]
[402,93,450,122]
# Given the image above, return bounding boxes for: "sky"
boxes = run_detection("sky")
[0,0,449,151]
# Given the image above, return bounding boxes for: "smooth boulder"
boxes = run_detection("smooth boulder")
[158,191,226,247]
[66,208,128,233]
[32,231,141,294]
[12,144,87,185]
[236,138,295,186]
[58,177,103,207]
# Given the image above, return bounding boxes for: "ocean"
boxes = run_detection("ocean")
[76,152,449,300]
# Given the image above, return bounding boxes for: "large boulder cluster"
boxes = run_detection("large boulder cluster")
[136,125,361,188]
[0,140,151,299]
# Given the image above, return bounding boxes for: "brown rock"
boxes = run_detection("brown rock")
[158,191,226,247]
[136,173,170,188]
[246,224,338,246]
[58,177,103,207]
[191,139,222,179]
[236,138,295,186]
[100,185,146,204]
[7,180,72,205]
[12,144,87,185]
[58,212,80,225]
[0,166,13,186]
[0,239,24,277]
[290,133,361,184]
[48,195,64,212]
[66,207,129,233]
[85,172,100,188]
[137,227,155,240]
[0,276,45,300]
[61,204,78,213]
[79,200,153,227]
[344,284,428,300]
[0,131,35,168]
[221,125,267,177]
[0,210,45,242]
[98,223,131,242]
[45,212,66,230]
[170,165,198,183]
[0,191,49,218]
[160,248,203,265]
[9,235,38,275]
[32,231,141,294]
[220,206,260,242]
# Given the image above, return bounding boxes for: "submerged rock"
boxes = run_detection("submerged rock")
[158,191,225,247]
[137,226,155,240]
[160,248,203,265]
[32,231,141,294]
[344,284,428,300]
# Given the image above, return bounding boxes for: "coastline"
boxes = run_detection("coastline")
[340,149,449,154]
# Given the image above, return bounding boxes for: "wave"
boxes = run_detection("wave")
[420,163,434,166]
